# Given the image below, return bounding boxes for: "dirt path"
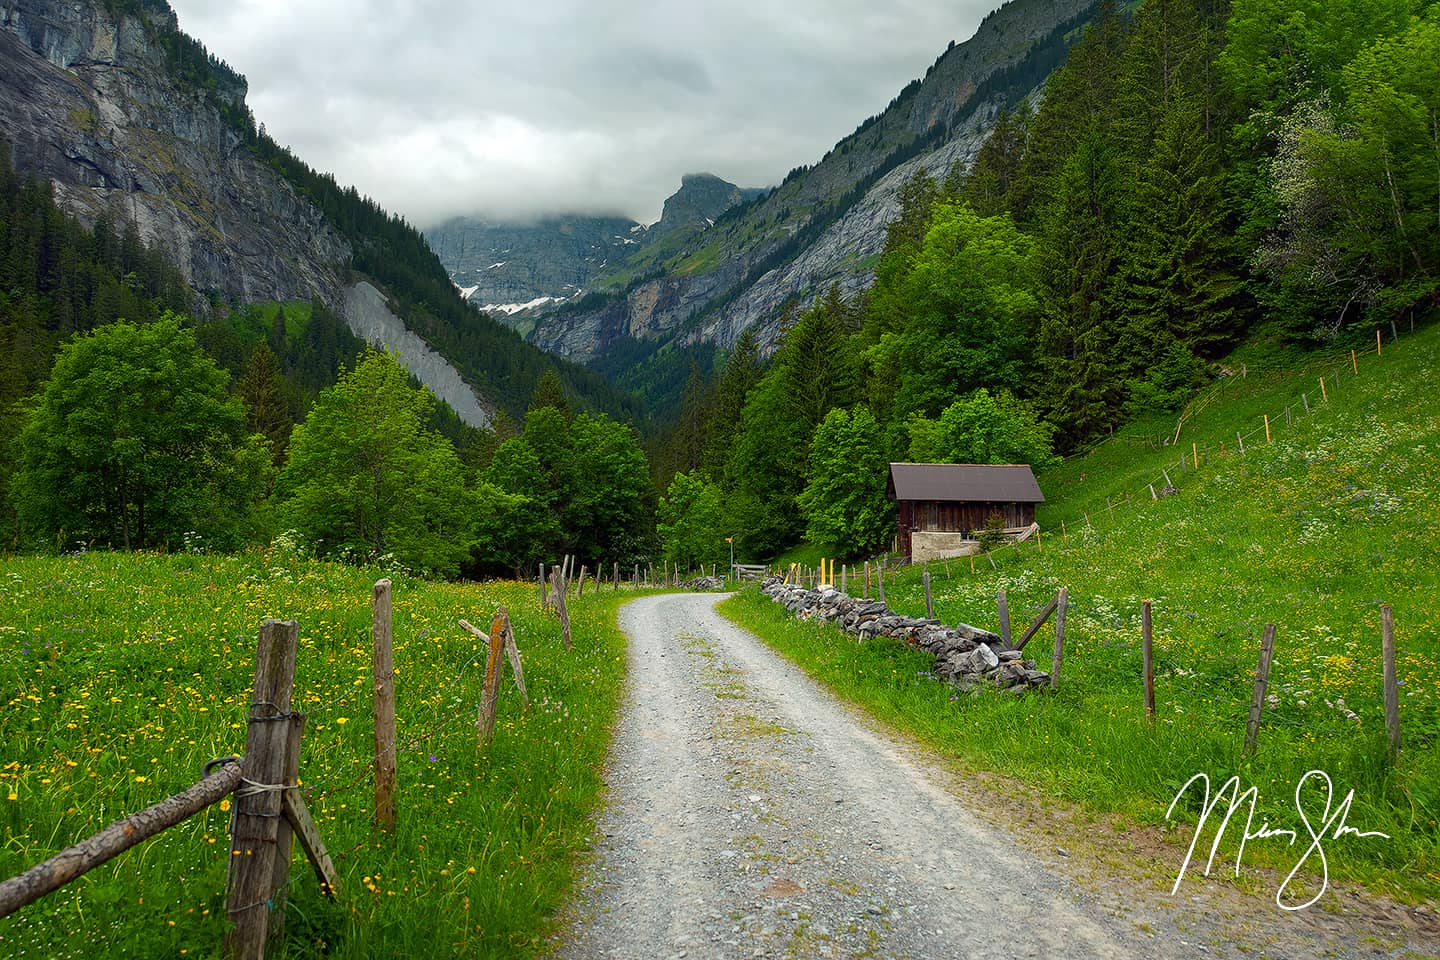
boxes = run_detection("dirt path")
[556,593,1436,959]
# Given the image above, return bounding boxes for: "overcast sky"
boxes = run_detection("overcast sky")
[167,1,998,228]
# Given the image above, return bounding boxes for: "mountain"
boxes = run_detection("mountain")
[425,173,766,336]
[523,0,1099,375]
[0,0,641,428]
[425,214,645,331]
[647,173,767,241]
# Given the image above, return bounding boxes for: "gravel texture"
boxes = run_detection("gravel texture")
[559,593,1166,959]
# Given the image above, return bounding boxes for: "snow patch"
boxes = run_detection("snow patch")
[487,261,508,270]
[480,295,567,315]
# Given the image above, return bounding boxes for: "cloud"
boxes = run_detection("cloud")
[167,0,997,226]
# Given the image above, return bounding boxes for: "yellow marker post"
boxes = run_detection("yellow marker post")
[1264,414,1272,443]
[1377,328,1383,356]
[1320,376,1328,403]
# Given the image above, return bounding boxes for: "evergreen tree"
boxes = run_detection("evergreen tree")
[238,343,292,464]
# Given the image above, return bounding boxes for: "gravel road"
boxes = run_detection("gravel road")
[558,592,1189,959]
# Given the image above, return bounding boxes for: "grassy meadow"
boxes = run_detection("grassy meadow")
[722,321,1440,903]
[0,549,632,958]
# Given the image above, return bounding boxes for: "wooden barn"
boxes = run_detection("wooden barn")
[888,463,1045,561]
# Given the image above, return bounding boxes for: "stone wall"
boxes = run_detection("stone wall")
[761,578,1051,692]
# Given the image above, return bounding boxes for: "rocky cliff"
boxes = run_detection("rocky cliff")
[527,0,1098,365]
[647,173,764,241]
[424,213,644,323]
[0,0,495,427]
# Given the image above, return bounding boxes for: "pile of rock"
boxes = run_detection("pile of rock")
[761,577,1051,692]
[683,575,728,591]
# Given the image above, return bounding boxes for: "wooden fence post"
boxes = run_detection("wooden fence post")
[577,565,587,598]
[876,565,885,604]
[841,564,848,594]
[1353,348,1359,374]
[1264,414,1271,443]
[1320,376,1328,403]
[477,607,508,745]
[1382,604,1401,760]
[1243,624,1278,756]
[539,563,548,610]
[997,589,1011,646]
[1237,431,1245,455]
[226,619,300,960]
[614,562,620,591]
[1050,589,1067,689]
[267,713,305,945]
[864,562,871,600]
[550,568,572,650]
[1142,600,1155,720]
[372,580,396,833]
[923,565,933,620]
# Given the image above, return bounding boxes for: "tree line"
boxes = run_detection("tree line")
[650,0,1440,565]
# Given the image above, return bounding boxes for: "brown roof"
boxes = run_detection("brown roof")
[887,463,1045,504]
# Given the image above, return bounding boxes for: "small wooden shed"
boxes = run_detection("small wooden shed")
[888,463,1045,560]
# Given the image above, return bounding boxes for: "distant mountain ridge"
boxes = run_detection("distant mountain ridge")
[425,173,766,334]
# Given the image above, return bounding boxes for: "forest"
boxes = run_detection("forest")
[3,0,1438,577]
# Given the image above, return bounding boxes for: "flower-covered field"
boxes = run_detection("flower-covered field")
[726,323,1440,903]
[0,549,631,958]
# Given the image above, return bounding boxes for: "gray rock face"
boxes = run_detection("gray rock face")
[424,214,644,319]
[0,1,349,306]
[342,283,491,429]
[647,172,760,240]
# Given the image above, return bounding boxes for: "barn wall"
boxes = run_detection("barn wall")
[908,500,1035,535]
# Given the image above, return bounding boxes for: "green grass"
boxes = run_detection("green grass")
[0,549,632,957]
[721,321,1440,904]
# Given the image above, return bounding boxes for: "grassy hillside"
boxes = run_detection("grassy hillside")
[0,551,635,958]
[721,320,1440,903]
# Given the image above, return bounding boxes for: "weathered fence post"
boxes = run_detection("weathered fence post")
[997,589,1011,646]
[268,712,306,945]
[841,564,848,594]
[1320,376,1328,403]
[372,580,396,833]
[1050,589,1067,689]
[1382,604,1401,760]
[577,565,587,598]
[539,563,548,610]
[477,607,508,745]
[923,564,933,620]
[876,565,885,604]
[1142,599,1155,720]
[226,619,300,960]
[1243,624,1278,756]
[614,562,620,591]
[1352,348,1359,374]
[550,567,572,650]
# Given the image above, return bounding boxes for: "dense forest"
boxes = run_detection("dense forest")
[650,0,1440,564]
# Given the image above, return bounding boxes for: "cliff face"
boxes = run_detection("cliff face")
[0,0,493,427]
[526,0,1097,364]
[425,214,643,319]
[0,0,350,305]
